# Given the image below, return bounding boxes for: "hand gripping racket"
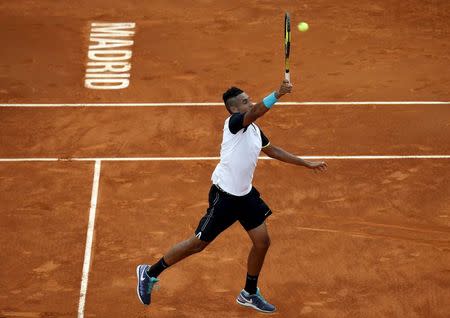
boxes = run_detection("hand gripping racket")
[284,12,291,82]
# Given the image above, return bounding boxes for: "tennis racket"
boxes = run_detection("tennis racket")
[284,12,291,82]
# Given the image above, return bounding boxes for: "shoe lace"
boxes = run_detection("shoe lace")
[148,277,160,294]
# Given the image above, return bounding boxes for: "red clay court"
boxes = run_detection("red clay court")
[1,1,449,317]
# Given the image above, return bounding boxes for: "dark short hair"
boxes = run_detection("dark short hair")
[222,86,243,113]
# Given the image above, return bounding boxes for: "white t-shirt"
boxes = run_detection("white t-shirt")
[211,113,270,196]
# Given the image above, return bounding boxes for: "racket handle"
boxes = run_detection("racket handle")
[284,71,290,82]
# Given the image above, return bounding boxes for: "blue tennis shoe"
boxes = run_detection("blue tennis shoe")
[236,288,276,313]
[136,264,159,305]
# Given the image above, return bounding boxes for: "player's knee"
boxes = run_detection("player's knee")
[189,237,209,253]
[254,236,271,250]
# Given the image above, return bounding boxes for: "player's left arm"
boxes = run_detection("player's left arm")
[262,144,328,172]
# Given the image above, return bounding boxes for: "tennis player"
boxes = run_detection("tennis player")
[137,79,327,313]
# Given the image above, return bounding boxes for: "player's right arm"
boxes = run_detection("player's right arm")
[242,79,292,127]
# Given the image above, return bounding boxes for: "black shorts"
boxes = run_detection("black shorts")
[194,184,272,242]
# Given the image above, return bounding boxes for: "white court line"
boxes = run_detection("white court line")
[1,155,450,162]
[0,101,449,107]
[78,160,101,318]
[0,158,59,162]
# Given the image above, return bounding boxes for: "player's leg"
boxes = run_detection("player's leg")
[246,222,271,289]
[157,235,209,269]
[236,187,276,313]
[137,235,210,305]
[237,222,275,313]
[137,184,237,305]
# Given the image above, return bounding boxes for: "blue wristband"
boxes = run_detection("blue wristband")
[262,92,278,109]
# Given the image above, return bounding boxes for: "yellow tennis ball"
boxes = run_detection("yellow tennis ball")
[297,22,309,32]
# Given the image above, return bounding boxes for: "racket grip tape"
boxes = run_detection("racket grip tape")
[284,71,290,82]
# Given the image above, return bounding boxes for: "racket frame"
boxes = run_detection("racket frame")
[284,12,291,81]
